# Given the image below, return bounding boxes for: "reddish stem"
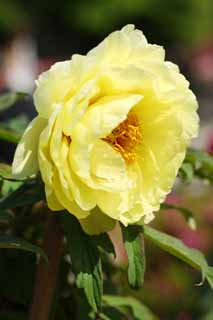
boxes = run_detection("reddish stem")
[29,213,63,320]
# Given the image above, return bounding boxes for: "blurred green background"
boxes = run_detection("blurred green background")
[0,1,213,319]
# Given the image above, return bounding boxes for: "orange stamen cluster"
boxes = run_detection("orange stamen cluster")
[104,112,142,164]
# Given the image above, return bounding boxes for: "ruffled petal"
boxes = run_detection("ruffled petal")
[49,109,96,213]
[69,94,143,191]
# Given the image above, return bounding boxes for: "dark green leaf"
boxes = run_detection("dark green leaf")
[143,226,213,287]
[0,92,28,112]
[62,212,103,312]
[0,178,45,210]
[103,295,159,320]
[0,250,36,305]
[0,235,47,262]
[121,225,145,289]
[93,233,116,257]
[161,203,196,230]
[0,311,26,320]
[0,209,14,224]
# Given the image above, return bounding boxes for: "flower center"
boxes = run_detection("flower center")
[103,112,142,164]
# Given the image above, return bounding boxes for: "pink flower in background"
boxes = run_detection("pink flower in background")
[191,42,213,82]
[179,228,211,253]
[177,311,192,320]
[207,132,213,155]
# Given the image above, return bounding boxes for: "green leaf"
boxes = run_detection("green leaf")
[103,295,159,320]
[0,311,26,320]
[0,163,25,181]
[62,212,103,312]
[93,233,116,257]
[99,313,112,320]
[0,178,45,210]
[0,125,20,143]
[6,114,29,134]
[201,311,213,320]
[121,225,145,289]
[0,209,14,224]
[143,226,213,287]
[0,163,12,179]
[0,249,36,305]
[183,149,213,183]
[179,162,194,183]
[0,235,47,262]
[161,203,196,230]
[0,92,28,112]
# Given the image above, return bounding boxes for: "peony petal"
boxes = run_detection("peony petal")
[49,110,96,212]
[12,116,47,178]
[79,207,116,235]
[90,140,133,192]
[70,93,143,191]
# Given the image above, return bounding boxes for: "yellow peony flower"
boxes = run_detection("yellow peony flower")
[12,25,199,234]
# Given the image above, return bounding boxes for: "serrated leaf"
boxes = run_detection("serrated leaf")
[0,92,28,112]
[103,295,159,320]
[121,225,145,289]
[0,178,45,210]
[93,233,116,257]
[0,235,47,262]
[161,203,196,230]
[62,212,103,312]
[143,226,213,287]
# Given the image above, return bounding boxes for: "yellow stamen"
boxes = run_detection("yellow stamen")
[103,112,142,164]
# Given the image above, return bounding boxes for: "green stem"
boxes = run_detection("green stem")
[29,213,63,320]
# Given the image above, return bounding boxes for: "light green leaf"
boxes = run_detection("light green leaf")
[0,163,24,181]
[62,212,103,312]
[6,114,29,134]
[121,225,145,289]
[143,226,213,287]
[201,311,213,320]
[179,162,194,183]
[99,313,112,320]
[0,92,28,112]
[183,149,213,183]
[0,163,25,197]
[0,163,12,179]
[0,235,47,262]
[0,125,20,143]
[103,295,159,320]
[161,203,196,230]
